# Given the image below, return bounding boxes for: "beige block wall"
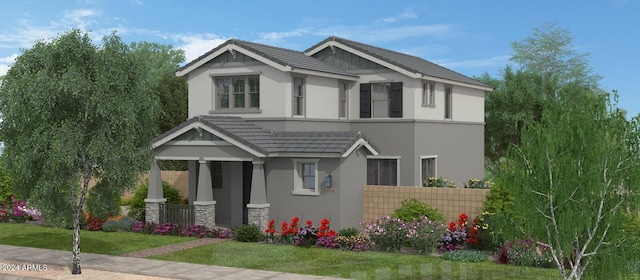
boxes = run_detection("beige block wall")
[363,186,489,223]
[90,171,190,200]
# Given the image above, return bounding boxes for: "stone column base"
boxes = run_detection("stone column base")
[194,201,216,228]
[247,203,270,232]
[144,199,166,224]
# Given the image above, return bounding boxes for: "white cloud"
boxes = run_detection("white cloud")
[62,9,98,31]
[0,54,18,76]
[317,24,454,42]
[383,9,418,23]
[257,28,310,44]
[174,34,228,62]
[434,55,510,69]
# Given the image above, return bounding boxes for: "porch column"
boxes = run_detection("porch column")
[144,160,165,224]
[247,160,269,231]
[188,160,198,205]
[194,160,216,228]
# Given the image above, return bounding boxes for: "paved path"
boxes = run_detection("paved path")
[120,238,224,258]
[0,240,345,280]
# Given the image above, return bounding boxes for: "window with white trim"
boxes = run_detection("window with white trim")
[216,76,260,109]
[339,82,348,118]
[444,86,452,119]
[422,82,435,107]
[292,159,319,195]
[293,77,305,116]
[420,156,437,187]
[367,158,399,186]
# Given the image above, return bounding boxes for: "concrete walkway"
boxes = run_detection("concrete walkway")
[0,242,345,279]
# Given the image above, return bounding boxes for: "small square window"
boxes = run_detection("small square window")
[292,159,319,195]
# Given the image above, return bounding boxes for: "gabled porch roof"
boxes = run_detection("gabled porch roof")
[152,116,379,158]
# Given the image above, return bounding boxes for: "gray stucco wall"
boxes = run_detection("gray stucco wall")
[338,148,369,228]
[265,157,343,229]
[351,120,484,187]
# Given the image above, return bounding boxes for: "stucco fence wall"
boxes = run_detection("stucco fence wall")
[363,186,490,223]
[89,171,190,200]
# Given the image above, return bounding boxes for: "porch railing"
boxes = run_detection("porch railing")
[159,204,195,227]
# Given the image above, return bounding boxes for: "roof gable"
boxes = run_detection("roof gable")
[153,116,378,158]
[306,37,492,90]
[176,39,357,80]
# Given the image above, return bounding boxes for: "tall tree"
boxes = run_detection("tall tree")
[130,42,188,146]
[482,22,602,170]
[0,30,159,274]
[497,90,640,279]
[510,21,602,90]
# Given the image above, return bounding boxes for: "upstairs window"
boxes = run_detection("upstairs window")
[293,77,305,116]
[360,82,402,118]
[339,82,348,118]
[215,76,260,110]
[422,82,435,107]
[444,86,452,119]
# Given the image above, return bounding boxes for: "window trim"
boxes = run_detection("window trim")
[420,155,438,187]
[360,82,403,119]
[338,82,348,119]
[292,159,319,196]
[366,156,400,186]
[213,75,260,111]
[293,76,305,117]
[444,85,453,120]
[422,82,435,108]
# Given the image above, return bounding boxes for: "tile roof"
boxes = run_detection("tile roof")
[306,37,490,88]
[177,39,356,78]
[154,116,377,156]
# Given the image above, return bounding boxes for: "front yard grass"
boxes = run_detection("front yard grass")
[151,241,560,280]
[0,223,196,255]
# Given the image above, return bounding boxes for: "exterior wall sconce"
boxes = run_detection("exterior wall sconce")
[324,175,332,188]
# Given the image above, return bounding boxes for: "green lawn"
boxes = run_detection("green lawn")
[0,223,196,255]
[152,241,560,280]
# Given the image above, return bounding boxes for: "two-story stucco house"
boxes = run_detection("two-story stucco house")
[144,37,492,230]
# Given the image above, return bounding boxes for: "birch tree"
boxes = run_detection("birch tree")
[0,29,158,274]
[498,91,640,279]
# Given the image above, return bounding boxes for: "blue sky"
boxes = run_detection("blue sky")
[1,0,638,117]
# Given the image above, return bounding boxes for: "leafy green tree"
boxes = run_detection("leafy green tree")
[0,157,13,202]
[511,22,602,91]
[130,42,188,171]
[497,91,640,279]
[0,29,159,274]
[482,22,602,171]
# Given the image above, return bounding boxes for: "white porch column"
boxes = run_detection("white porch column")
[144,160,165,223]
[194,160,216,228]
[247,160,269,231]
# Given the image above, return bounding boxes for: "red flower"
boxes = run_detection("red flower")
[321,218,330,225]
[326,230,337,237]
[292,216,300,223]
[319,224,328,231]
[459,213,468,220]
[317,231,324,237]
[306,220,313,227]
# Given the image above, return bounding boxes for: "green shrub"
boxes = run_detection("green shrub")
[0,158,14,202]
[338,227,360,238]
[86,180,122,219]
[441,250,488,262]
[482,183,514,216]
[391,198,445,222]
[128,180,183,222]
[118,216,138,232]
[235,224,262,242]
[102,220,120,232]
